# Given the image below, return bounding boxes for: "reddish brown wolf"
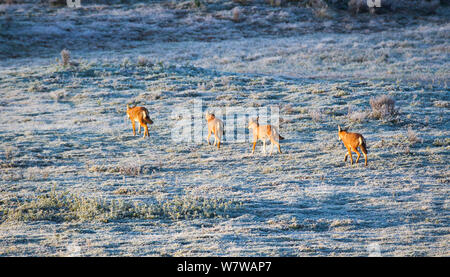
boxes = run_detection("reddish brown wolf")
[126,104,154,138]
[248,117,284,155]
[338,125,368,166]
[205,112,224,149]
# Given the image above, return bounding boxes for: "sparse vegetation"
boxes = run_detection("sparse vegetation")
[0,189,242,223]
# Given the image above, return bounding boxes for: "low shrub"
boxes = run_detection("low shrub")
[369,94,399,121]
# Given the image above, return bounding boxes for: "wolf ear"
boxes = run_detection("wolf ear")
[338,125,341,132]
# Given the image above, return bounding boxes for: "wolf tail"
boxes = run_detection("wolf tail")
[359,137,368,154]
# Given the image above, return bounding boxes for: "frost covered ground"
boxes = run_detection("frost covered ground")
[0,1,449,256]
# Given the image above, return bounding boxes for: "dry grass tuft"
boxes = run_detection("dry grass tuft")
[232,7,241,22]
[60,49,71,67]
[369,94,399,121]
[137,56,152,67]
[308,108,323,122]
[406,126,420,145]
